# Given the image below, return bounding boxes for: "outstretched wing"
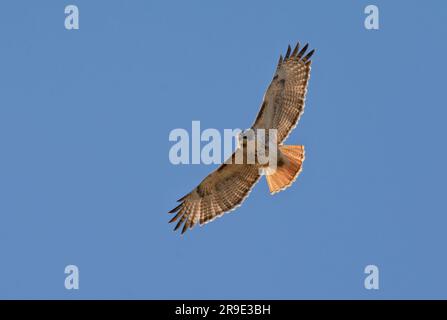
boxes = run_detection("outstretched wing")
[252,42,314,144]
[168,154,261,234]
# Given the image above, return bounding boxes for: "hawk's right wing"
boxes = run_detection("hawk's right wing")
[168,152,261,234]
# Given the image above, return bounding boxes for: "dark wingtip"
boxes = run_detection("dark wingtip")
[169,209,184,223]
[168,203,182,214]
[284,45,291,59]
[181,222,189,234]
[291,42,300,57]
[297,43,309,59]
[302,49,315,63]
[174,219,183,231]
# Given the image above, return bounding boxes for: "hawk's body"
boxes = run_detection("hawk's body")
[169,43,314,234]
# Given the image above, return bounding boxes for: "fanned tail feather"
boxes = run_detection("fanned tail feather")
[265,145,305,194]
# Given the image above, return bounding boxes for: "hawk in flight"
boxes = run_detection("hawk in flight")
[169,42,315,234]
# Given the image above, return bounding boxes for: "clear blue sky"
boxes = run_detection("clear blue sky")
[0,0,446,299]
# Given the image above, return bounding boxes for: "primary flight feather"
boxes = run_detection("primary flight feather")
[169,42,314,234]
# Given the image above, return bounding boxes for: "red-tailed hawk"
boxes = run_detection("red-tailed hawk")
[169,42,314,234]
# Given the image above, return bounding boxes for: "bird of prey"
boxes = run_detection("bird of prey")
[169,42,315,234]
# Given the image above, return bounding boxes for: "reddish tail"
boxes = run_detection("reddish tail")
[265,145,305,194]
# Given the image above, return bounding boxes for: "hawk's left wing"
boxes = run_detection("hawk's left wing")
[252,43,314,143]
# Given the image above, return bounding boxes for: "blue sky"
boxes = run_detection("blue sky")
[0,0,447,299]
